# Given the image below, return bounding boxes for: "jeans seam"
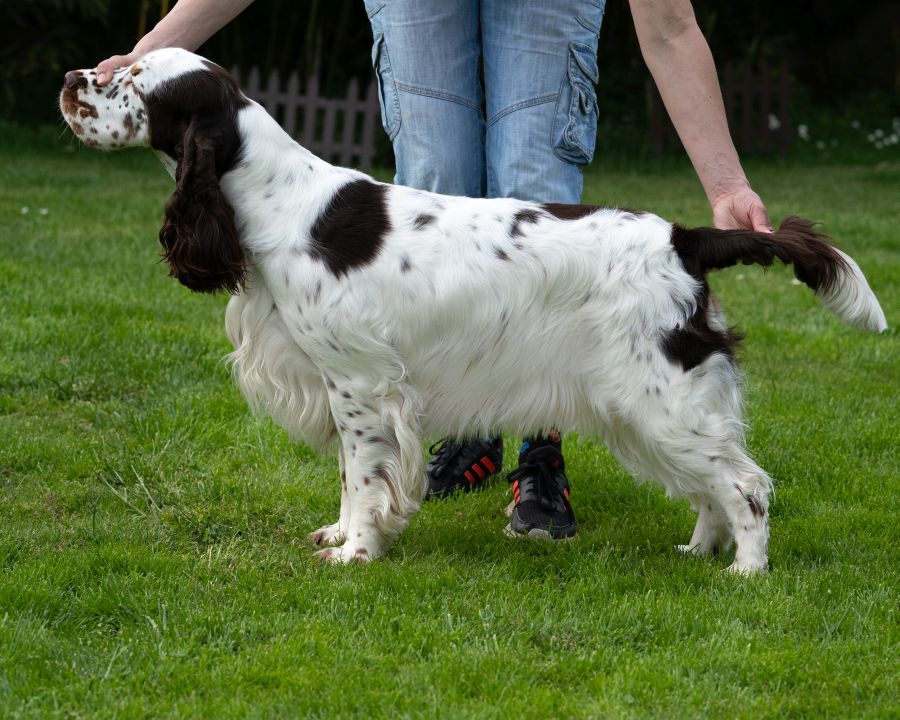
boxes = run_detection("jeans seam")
[395,81,481,111]
[486,93,559,128]
[575,15,599,35]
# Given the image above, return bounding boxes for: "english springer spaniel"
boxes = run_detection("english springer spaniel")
[60,49,887,572]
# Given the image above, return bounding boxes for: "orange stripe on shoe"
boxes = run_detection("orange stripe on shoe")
[480,456,496,473]
[464,470,476,485]
[472,463,486,480]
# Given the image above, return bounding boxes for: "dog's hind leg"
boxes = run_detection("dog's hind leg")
[604,358,771,573]
[315,385,425,563]
[651,428,770,574]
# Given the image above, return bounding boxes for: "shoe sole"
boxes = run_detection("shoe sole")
[503,523,576,542]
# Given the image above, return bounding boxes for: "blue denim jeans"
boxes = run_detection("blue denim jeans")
[364,0,606,203]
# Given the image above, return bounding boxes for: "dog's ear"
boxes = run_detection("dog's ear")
[159,120,245,293]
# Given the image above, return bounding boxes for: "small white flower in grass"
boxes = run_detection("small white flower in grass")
[867,133,876,143]
[20,206,28,214]
[768,114,781,131]
[790,278,803,286]
[39,208,49,216]
[875,141,884,149]
[874,128,884,138]
[798,124,809,141]
[851,120,861,129]
[736,274,746,281]
[816,140,826,150]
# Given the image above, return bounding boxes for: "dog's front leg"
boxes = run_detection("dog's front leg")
[308,446,350,547]
[315,385,424,564]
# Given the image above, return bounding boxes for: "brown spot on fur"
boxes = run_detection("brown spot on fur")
[355,548,368,556]
[735,484,765,518]
[130,65,143,76]
[413,213,436,230]
[363,476,371,485]
[112,130,119,139]
[509,209,543,238]
[123,113,137,139]
[72,122,84,136]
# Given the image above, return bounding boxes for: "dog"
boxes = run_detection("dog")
[60,48,887,572]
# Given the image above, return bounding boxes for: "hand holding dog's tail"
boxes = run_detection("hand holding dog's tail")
[672,216,887,332]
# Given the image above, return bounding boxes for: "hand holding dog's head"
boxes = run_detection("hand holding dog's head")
[60,48,248,294]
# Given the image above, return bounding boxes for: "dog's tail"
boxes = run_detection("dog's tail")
[672,216,887,332]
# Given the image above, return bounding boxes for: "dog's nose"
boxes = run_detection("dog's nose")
[64,71,87,91]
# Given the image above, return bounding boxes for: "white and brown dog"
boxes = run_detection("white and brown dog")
[60,48,886,572]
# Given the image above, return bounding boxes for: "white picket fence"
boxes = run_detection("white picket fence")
[231,66,381,168]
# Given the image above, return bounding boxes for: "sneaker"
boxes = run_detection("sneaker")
[425,437,503,499]
[505,445,576,540]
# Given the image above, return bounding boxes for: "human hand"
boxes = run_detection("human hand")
[711,185,772,232]
[96,53,142,86]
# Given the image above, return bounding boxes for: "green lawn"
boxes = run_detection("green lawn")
[1,127,898,718]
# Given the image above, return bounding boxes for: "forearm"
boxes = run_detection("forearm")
[630,1,748,204]
[134,0,255,54]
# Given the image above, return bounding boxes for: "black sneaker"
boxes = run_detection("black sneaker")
[505,445,576,540]
[425,437,503,499]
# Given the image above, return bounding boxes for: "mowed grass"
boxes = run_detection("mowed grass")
[1,126,898,719]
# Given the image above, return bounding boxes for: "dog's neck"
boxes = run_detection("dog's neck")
[212,100,364,256]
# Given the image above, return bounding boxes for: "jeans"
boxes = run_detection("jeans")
[363,0,606,203]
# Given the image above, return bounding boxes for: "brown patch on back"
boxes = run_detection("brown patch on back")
[541,203,600,221]
[130,65,143,76]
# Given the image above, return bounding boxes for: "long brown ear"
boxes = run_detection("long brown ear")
[159,121,245,293]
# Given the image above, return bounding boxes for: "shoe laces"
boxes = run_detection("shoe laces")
[507,446,568,511]
[427,438,461,477]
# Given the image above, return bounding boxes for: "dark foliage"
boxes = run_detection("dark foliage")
[5,0,897,151]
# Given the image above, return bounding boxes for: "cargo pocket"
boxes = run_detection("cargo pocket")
[552,42,599,165]
[371,32,401,140]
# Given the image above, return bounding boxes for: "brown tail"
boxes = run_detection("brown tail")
[671,216,849,292]
[670,216,887,332]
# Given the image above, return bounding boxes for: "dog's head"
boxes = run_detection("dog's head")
[60,48,249,294]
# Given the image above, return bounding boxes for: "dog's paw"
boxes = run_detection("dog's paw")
[724,560,768,576]
[676,542,718,557]
[308,522,344,547]
[315,543,377,564]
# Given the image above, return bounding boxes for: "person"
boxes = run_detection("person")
[96,0,772,542]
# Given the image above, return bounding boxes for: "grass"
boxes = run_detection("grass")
[1,125,898,718]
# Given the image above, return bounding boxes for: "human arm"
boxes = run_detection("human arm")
[628,0,772,232]
[95,0,256,85]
